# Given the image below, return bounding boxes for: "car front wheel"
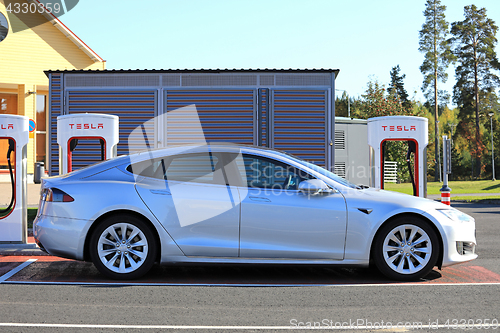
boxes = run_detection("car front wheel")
[89,214,157,280]
[373,217,440,281]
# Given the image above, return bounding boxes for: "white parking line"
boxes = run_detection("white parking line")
[0,259,37,283]
[2,280,500,287]
[0,323,497,330]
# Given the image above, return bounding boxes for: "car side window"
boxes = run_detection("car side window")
[165,153,225,185]
[127,158,165,178]
[127,153,227,185]
[240,154,313,190]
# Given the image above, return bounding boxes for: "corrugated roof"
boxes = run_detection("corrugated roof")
[45,68,340,77]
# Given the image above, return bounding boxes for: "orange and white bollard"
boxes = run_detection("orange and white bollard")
[440,188,451,206]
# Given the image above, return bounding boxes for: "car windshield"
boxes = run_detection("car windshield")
[283,154,360,189]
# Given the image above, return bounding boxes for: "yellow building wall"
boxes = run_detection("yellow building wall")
[0,0,105,174]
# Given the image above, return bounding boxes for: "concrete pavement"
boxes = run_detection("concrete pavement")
[0,182,41,208]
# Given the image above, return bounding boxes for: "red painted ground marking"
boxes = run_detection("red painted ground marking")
[419,265,500,284]
[0,256,73,263]
[459,266,500,283]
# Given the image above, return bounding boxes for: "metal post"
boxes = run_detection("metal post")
[489,113,496,181]
[448,122,457,179]
[440,135,451,206]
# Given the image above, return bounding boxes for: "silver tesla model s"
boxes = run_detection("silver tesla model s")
[34,144,477,280]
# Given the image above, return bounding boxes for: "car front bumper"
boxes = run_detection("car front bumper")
[423,209,478,268]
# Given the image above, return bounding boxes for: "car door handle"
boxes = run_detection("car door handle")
[149,189,171,195]
[249,196,271,202]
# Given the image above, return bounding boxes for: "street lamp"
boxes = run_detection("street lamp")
[335,89,350,118]
[488,112,496,181]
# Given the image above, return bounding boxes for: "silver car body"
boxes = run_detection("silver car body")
[34,145,477,270]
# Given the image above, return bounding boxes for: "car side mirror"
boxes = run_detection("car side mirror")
[298,179,333,195]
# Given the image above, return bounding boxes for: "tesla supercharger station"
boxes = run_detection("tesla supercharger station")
[57,114,119,174]
[0,115,29,243]
[367,116,429,198]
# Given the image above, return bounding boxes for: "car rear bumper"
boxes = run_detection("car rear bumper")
[33,214,90,261]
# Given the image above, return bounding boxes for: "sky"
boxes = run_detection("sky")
[59,0,500,106]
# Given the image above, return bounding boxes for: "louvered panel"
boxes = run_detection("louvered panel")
[335,130,345,150]
[165,90,254,145]
[273,90,327,166]
[334,162,346,178]
[65,90,156,171]
[49,74,62,175]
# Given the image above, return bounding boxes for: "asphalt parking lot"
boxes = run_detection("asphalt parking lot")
[0,202,499,332]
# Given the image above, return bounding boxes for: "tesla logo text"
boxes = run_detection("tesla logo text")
[69,123,104,130]
[1,124,14,130]
[382,125,417,132]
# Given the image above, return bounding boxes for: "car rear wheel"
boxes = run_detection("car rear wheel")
[373,217,440,281]
[89,214,157,280]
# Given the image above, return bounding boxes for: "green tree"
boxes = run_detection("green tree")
[419,0,454,182]
[387,65,411,109]
[449,4,500,178]
[335,91,350,118]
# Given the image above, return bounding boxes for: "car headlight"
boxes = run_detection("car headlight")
[437,209,473,222]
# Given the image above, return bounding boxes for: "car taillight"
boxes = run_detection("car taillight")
[45,188,74,202]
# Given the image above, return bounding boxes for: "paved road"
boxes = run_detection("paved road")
[0,203,499,332]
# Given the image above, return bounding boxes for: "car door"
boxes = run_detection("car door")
[237,154,347,259]
[134,151,240,257]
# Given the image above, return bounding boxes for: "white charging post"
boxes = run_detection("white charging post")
[57,114,119,175]
[0,115,29,243]
[367,116,429,198]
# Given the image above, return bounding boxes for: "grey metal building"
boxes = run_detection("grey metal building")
[334,117,370,186]
[46,69,339,176]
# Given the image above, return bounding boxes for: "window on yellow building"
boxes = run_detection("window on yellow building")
[0,94,18,115]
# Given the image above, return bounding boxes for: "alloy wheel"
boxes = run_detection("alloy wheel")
[382,224,432,275]
[97,222,149,274]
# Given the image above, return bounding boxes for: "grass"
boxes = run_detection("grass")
[448,196,500,203]
[384,179,500,195]
[28,208,37,229]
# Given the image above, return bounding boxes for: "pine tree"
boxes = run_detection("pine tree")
[419,0,454,182]
[450,5,500,178]
[387,65,411,109]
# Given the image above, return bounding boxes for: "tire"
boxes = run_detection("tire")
[373,216,440,281]
[89,214,157,280]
